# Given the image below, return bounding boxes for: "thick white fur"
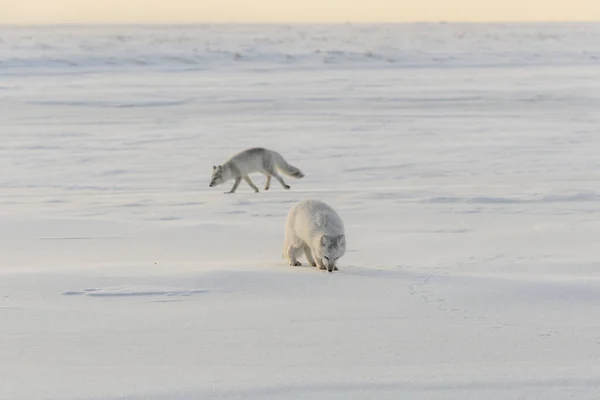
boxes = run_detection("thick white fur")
[283,200,346,272]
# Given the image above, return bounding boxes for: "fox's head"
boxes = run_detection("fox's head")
[209,165,225,187]
[318,234,346,272]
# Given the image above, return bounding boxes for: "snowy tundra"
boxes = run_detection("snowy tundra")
[1,23,600,400]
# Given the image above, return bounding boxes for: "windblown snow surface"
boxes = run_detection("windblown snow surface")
[2,23,600,399]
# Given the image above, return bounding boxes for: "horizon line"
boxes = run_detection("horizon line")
[2,20,600,27]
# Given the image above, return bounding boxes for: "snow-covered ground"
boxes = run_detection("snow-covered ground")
[1,23,600,399]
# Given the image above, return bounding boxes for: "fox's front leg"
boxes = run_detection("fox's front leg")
[225,177,241,194]
[304,246,317,267]
[316,257,326,270]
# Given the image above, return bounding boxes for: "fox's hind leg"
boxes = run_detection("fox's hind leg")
[264,163,290,190]
[271,171,290,190]
[304,245,317,267]
[243,175,259,193]
[259,169,272,190]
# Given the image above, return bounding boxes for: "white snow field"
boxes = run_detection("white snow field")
[2,23,600,399]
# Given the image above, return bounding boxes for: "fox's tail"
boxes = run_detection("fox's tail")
[274,153,305,179]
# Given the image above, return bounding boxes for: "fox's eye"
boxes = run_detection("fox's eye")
[323,256,329,261]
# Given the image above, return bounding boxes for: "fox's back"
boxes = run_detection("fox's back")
[288,200,344,239]
[228,147,271,172]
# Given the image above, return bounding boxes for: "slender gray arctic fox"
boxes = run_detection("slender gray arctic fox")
[283,200,346,272]
[209,147,304,194]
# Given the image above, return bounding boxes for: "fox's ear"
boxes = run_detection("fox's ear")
[213,165,217,170]
[320,235,329,246]
[337,234,345,242]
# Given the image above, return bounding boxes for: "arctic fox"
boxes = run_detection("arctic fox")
[283,200,346,272]
[209,147,304,194]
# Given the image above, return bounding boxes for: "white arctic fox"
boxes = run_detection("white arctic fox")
[209,147,304,194]
[283,200,346,272]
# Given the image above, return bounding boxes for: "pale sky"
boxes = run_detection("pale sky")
[2,0,600,24]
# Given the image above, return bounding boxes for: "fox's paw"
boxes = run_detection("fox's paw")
[284,185,290,190]
[291,261,301,266]
[319,265,327,270]
[311,262,317,267]
[333,266,338,271]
